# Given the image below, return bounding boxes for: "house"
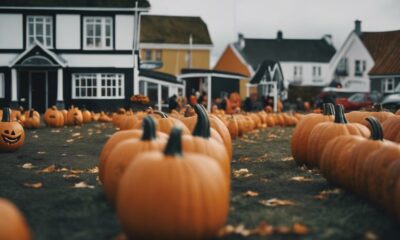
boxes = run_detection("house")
[139,15,213,76]
[215,32,336,101]
[331,20,400,95]
[0,0,150,112]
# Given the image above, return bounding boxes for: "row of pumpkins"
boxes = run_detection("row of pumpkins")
[291,103,400,221]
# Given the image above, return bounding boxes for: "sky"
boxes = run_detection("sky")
[146,0,400,66]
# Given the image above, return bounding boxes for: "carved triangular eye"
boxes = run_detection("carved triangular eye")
[11,130,15,135]
[4,130,9,134]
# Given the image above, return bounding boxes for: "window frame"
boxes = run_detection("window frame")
[0,73,4,98]
[72,73,124,99]
[83,16,113,50]
[382,78,395,93]
[143,49,152,61]
[355,60,363,76]
[26,15,53,48]
[155,49,162,61]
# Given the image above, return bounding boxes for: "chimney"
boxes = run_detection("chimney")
[354,20,362,36]
[323,34,333,45]
[277,30,283,40]
[238,33,245,49]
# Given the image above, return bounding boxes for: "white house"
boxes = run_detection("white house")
[0,0,153,112]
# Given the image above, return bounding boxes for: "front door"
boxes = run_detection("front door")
[30,72,47,113]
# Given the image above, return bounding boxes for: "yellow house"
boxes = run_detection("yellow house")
[140,15,213,76]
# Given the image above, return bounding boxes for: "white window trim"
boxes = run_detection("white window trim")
[83,17,113,50]
[72,73,124,99]
[26,15,53,48]
[0,73,4,98]
[383,78,395,93]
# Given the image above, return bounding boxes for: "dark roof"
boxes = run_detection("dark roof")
[140,15,212,45]
[180,68,246,78]
[250,60,282,84]
[233,37,336,69]
[360,30,400,75]
[139,69,183,85]
[0,0,150,8]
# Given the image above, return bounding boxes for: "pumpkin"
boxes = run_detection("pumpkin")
[23,109,39,119]
[65,107,83,125]
[381,159,400,220]
[44,106,64,128]
[98,112,112,122]
[91,111,100,121]
[227,115,239,139]
[116,127,229,239]
[152,111,191,135]
[82,108,92,123]
[291,103,335,166]
[119,112,138,130]
[112,108,126,127]
[182,104,230,180]
[22,110,40,129]
[103,116,167,204]
[61,109,68,121]
[306,104,370,168]
[0,108,25,152]
[0,198,31,240]
[382,115,400,143]
[396,109,400,115]
[346,104,394,128]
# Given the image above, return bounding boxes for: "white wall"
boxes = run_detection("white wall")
[60,54,133,68]
[0,14,23,49]
[281,62,331,87]
[0,54,18,66]
[56,14,80,49]
[115,15,134,50]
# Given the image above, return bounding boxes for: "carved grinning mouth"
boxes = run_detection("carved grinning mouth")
[49,115,56,119]
[1,134,21,144]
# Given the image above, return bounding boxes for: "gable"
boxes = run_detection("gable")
[9,42,66,67]
[214,45,252,77]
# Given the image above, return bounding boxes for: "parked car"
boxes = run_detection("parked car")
[381,93,400,112]
[335,92,381,111]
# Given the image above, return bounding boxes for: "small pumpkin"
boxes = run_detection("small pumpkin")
[0,108,25,152]
[44,106,64,128]
[116,127,229,239]
[227,115,239,139]
[65,107,83,126]
[22,109,41,129]
[82,108,92,123]
[0,198,31,240]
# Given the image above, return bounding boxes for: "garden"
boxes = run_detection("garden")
[0,104,400,240]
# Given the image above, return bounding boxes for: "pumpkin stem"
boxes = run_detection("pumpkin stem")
[141,116,157,141]
[334,104,347,124]
[365,116,384,141]
[2,107,10,122]
[193,104,211,138]
[29,109,34,118]
[164,127,182,156]
[152,111,168,118]
[322,103,335,115]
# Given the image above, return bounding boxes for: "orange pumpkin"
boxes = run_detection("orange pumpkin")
[65,107,83,125]
[227,115,239,139]
[44,106,64,128]
[22,110,40,129]
[0,198,31,240]
[82,108,92,123]
[0,108,25,152]
[382,115,400,143]
[116,127,229,239]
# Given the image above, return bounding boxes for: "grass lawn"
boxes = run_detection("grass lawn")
[0,123,398,239]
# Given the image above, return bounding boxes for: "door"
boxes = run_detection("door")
[30,72,47,113]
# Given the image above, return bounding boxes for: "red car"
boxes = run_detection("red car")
[335,93,378,111]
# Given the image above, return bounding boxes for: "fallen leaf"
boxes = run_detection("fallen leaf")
[292,223,309,235]
[253,221,274,236]
[87,166,99,174]
[51,129,60,133]
[70,169,84,174]
[57,167,69,172]
[274,225,291,234]
[259,198,295,207]
[364,231,379,240]
[71,132,81,137]
[66,139,74,143]
[233,168,253,178]
[238,156,250,162]
[38,164,56,173]
[243,190,259,197]
[32,134,39,138]
[63,174,80,179]
[256,153,268,161]
[61,153,67,157]
[218,225,236,237]
[21,163,35,169]
[73,181,94,189]
[291,176,312,182]
[281,156,294,161]
[314,188,341,200]
[37,151,46,155]
[24,182,43,188]
[234,224,252,237]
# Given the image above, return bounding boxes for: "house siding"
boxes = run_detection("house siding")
[0,67,11,107]
[0,14,23,49]
[56,14,80,49]
[115,15,134,50]
[370,76,400,95]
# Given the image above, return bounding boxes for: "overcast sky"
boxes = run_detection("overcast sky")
[146,0,400,66]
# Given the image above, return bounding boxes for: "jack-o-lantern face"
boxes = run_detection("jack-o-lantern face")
[0,108,25,152]
[44,106,64,128]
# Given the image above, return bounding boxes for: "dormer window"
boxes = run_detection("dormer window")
[27,16,53,48]
[83,17,113,50]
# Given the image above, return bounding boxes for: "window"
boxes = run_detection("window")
[313,66,322,77]
[143,49,152,61]
[382,78,395,93]
[293,66,297,76]
[72,73,124,99]
[294,66,302,77]
[83,17,113,50]
[0,73,4,98]
[155,50,162,61]
[355,60,362,76]
[27,16,53,48]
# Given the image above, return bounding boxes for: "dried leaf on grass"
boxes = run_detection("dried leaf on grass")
[218,222,309,237]
[24,182,43,188]
[50,129,60,133]
[21,163,35,169]
[73,181,94,189]
[238,156,250,162]
[292,223,309,235]
[314,188,341,200]
[364,231,379,240]
[259,198,295,207]
[63,174,80,179]
[281,156,294,161]
[69,169,84,174]
[233,168,253,178]
[291,176,313,182]
[71,132,81,137]
[87,166,99,174]
[256,153,268,161]
[38,164,56,173]
[243,190,259,197]
[32,134,39,139]
[37,151,46,155]
[66,139,74,143]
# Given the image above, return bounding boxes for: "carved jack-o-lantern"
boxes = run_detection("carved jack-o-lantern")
[0,108,25,152]
[44,106,64,128]
[66,107,83,126]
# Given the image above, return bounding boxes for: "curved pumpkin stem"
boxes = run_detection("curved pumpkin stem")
[152,111,168,118]
[322,103,335,115]
[334,104,348,124]
[164,127,182,156]
[51,105,57,110]
[29,109,34,118]
[2,107,10,122]
[141,116,157,141]
[193,104,211,138]
[365,116,384,141]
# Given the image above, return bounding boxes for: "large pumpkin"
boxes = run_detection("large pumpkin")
[44,106,64,128]
[306,104,370,168]
[382,115,400,143]
[103,116,167,205]
[22,110,40,129]
[0,108,25,152]
[116,127,229,239]
[65,107,83,126]
[291,103,335,166]
[0,198,31,240]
